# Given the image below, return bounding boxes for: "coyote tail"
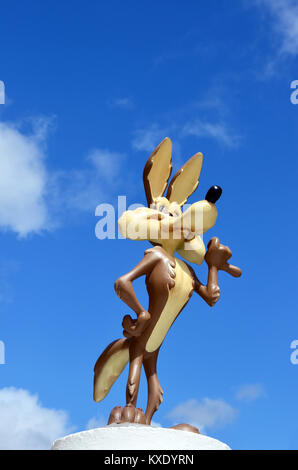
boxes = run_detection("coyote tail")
[93,338,130,403]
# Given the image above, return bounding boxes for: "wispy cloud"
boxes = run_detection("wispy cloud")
[0,80,5,104]
[253,0,298,75]
[0,260,19,303]
[86,415,106,430]
[194,95,227,116]
[167,398,238,434]
[87,148,124,180]
[132,124,169,153]
[0,387,72,450]
[182,120,241,148]
[131,124,186,171]
[49,148,126,214]
[109,97,134,109]
[132,93,241,156]
[258,0,298,56]
[235,384,265,403]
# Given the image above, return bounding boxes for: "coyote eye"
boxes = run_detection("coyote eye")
[159,205,169,214]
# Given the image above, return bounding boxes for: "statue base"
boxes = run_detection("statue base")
[51,423,231,450]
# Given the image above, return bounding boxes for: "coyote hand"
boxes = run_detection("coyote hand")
[205,237,232,269]
[122,311,151,338]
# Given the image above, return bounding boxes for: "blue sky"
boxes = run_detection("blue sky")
[0,0,298,450]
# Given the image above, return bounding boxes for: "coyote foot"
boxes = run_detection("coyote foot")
[170,423,200,434]
[108,404,146,425]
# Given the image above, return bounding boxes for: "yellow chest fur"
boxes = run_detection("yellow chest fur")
[145,258,193,353]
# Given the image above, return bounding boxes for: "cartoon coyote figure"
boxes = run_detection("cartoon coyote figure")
[93,138,241,432]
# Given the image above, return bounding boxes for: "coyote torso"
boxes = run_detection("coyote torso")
[144,247,194,353]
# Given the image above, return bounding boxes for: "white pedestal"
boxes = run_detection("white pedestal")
[51,424,231,450]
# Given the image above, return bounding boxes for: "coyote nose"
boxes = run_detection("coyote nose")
[205,185,222,204]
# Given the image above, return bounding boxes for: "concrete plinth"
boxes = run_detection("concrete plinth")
[51,424,231,450]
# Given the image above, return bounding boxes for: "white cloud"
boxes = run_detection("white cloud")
[0,259,19,303]
[0,80,5,104]
[132,125,169,152]
[167,398,238,434]
[195,96,227,116]
[131,125,187,172]
[131,117,240,167]
[182,120,241,148]
[256,0,298,56]
[88,148,124,180]
[235,384,265,402]
[151,420,162,427]
[0,116,127,235]
[0,120,51,237]
[86,415,106,430]
[0,387,72,450]
[110,97,134,109]
[49,148,126,213]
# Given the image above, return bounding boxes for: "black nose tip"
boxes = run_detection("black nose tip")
[205,185,222,204]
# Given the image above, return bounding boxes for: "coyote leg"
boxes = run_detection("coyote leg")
[126,339,144,407]
[143,348,164,425]
[108,338,146,424]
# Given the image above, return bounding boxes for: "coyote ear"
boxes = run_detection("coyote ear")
[143,138,172,206]
[166,152,203,206]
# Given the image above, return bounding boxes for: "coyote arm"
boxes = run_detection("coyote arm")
[193,265,220,307]
[114,250,159,316]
